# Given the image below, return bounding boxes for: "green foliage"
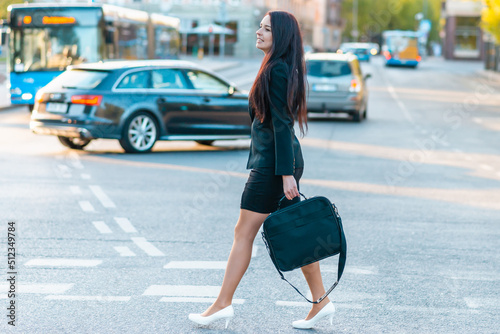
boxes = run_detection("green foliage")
[341,0,442,43]
[1,0,24,20]
[482,0,500,43]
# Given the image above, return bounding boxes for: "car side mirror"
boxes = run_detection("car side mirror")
[364,73,372,80]
[228,85,235,96]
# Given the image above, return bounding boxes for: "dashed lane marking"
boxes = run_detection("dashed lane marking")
[160,297,245,304]
[0,283,74,294]
[114,217,137,233]
[92,221,112,234]
[79,201,95,212]
[164,261,226,269]
[81,173,91,180]
[114,246,136,257]
[143,285,220,297]
[251,245,259,258]
[70,186,82,195]
[24,259,102,267]
[89,185,116,208]
[131,237,165,256]
[45,295,131,302]
[480,164,494,171]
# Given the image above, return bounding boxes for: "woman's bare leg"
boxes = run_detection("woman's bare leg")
[300,262,331,320]
[201,209,268,317]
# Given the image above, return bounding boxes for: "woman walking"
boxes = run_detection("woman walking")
[188,10,335,330]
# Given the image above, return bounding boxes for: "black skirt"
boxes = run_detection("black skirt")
[240,167,304,214]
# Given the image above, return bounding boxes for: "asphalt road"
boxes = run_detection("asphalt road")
[0,56,499,333]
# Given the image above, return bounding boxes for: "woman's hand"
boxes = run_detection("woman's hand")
[282,175,299,200]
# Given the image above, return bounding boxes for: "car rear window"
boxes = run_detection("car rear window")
[306,60,352,77]
[49,70,109,89]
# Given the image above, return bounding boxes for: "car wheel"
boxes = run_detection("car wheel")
[57,136,92,150]
[28,104,34,113]
[195,140,215,146]
[352,110,362,122]
[119,112,159,153]
[363,105,367,119]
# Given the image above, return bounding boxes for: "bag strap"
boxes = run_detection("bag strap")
[261,203,347,304]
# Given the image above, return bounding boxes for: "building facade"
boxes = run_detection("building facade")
[442,0,484,60]
[34,0,342,57]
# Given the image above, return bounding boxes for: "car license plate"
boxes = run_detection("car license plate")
[46,103,68,113]
[313,84,337,92]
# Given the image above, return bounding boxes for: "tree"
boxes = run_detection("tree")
[341,0,442,44]
[1,0,24,20]
[482,0,500,43]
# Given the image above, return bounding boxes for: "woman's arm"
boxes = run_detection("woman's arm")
[269,62,295,176]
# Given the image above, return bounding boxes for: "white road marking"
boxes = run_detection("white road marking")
[81,173,91,180]
[143,285,220,297]
[92,221,112,234]
[89,185,116,208]
[45,295,130,302]
[114,246,136,257]
[131,237,164,256]
[24,259,102,267]
[57,164,72,178]
[473,117,484,124]
[160,297,245,304]
[480,164,494,171]
[66,151,84,169]
[464,297,500,309]
[276,301,310,307]
[251,245,259,258]
[114,217,137,233]
[0,283,74,294]
[322,265,377,275]
[70,186,82,195]
[79,201,95,212]
[164,261,226,269]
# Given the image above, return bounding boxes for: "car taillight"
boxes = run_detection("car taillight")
[383,51,391,60]
[349,79,361,93]
[35,92,46,103]
[416,55,422,62]
[71,95,102,106]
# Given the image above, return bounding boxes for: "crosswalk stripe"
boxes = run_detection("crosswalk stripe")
[24,259,102,267]
[0,283,74,294]
[164,261,226,269]
[114,246,136,257]
[251,245,259,258]
[160,297,245,304]
[114,217,137,233]
[131,237,164,256]
[92,221,112,234]
[45,295,130,302]
[143,285,220,297]
[89,185,116,208]
[79,201,95,212]
[70,186,82,195]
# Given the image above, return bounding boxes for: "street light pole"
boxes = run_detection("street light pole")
[219,0,227,58]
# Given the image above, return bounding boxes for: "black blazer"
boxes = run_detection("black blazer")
[246,61,304,175]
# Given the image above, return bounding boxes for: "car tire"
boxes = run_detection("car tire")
[57,136,92,150]
[28,104,34,113]
[352,110,362,122]
[195,140,215,146]
[363,105,367,119]
[119,111,159,153]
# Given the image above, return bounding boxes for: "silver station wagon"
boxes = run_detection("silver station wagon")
[306,53,371,122]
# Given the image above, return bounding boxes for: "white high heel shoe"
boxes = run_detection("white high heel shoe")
[188,305,234,329]
[292,302,335,329]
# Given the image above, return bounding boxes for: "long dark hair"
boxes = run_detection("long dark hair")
[249,10,308,136]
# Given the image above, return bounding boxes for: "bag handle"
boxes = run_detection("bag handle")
[277,192,308,210]
[262,202,347,304]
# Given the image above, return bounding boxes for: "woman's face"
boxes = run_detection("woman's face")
[256,15,272,54]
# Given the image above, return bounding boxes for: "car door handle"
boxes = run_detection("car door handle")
[157,97,166,104]
[203,97,211,103]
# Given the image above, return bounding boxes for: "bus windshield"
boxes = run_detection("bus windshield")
[11,25,104,72]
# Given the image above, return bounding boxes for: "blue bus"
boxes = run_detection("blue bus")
[382,30,421,68]
[3,3,180,110]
